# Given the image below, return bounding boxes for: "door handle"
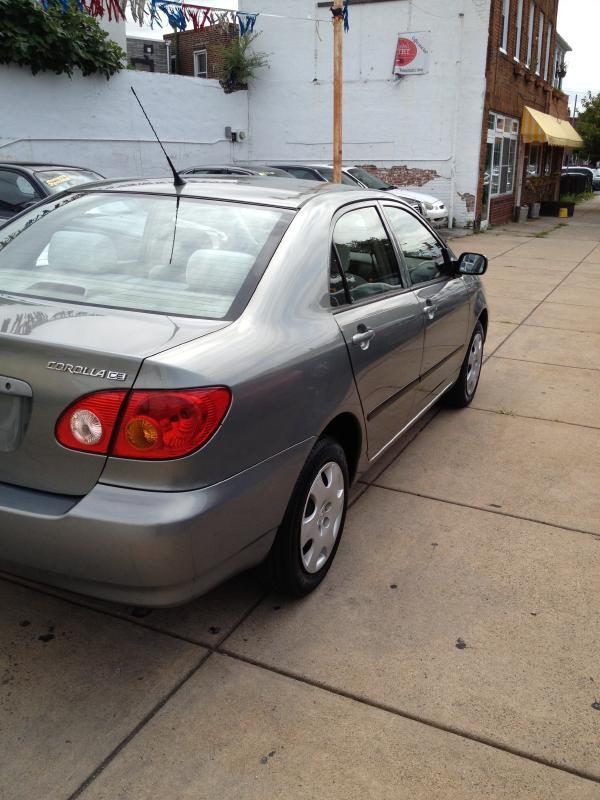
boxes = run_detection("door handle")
[352,327,375,350]
[424,299,437,320]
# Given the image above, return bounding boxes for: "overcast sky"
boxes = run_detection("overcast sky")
[557,0,599,111]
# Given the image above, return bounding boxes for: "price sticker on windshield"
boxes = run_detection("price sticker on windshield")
[44,174,72,188]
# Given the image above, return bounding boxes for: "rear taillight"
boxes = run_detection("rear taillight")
[112,388,231,459]
[55,391,127,454]
[56,387,231,460]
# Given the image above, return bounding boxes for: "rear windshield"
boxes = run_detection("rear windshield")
[34,170,103,194]
[347,168,393,190]
[0,192,292,320]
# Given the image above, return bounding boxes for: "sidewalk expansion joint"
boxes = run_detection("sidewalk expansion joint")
[493,354,600,373]
[467,404,600,432]
[523,321,600,335]
[368,485,600,540]
[61,588,269,799]
[216,647,600,787]
[485,245,597,361]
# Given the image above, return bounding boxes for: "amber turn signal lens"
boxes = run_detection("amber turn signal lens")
[125,416,160,450]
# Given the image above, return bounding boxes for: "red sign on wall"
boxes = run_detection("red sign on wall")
[395,38,418,68]
[393,32,430,76]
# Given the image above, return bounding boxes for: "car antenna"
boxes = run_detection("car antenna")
[130,86,186,187]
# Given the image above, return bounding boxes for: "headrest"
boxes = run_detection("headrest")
[47,231,118,275]
[186,249,254,295]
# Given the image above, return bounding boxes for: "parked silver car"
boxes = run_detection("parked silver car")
[0,178,488,606]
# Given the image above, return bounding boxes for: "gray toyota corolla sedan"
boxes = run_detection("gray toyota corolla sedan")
[0,177,488,606]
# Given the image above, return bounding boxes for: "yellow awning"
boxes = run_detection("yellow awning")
[521,106,583,149]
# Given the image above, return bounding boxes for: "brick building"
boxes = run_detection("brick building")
[163,23,237,80]
[478,0,581,227]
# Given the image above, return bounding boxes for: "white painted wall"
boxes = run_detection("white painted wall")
[239,0,491,226]
[98,15,127,51]
[0,66,248,179]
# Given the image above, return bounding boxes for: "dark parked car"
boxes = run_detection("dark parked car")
[562,166,599,191]
[0,162,104,222]
[181,163,291,178]
[0,176,488,606]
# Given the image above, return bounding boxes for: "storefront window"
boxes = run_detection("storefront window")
[527,145,541,176]
[487,112,520,197]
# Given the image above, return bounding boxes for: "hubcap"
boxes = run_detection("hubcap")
[466,332,483,395]
[300,461,345,574]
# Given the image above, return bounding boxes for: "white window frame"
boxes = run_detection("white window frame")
[193,49,208,79]
[514,0,523,61]
[536,11,544,75]
[487,112,520,198]
[526,1,535,67]
[500,0,510,53]
[544,23,552,81]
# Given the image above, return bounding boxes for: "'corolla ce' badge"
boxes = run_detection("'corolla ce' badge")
[47,361,127,381]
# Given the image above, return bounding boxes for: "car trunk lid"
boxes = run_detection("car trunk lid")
[0,294,228,495]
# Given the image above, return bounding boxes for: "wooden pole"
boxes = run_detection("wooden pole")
[332,0,343,183]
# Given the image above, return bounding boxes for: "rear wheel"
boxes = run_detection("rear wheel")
[264,437,349,597]
[444,321,484,408]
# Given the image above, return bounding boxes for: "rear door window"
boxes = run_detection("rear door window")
[282,167,321,180]
[332,206,402,304]
[0,192,293,320]
[0,169,41,213]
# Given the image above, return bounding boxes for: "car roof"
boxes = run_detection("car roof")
[181,164,290,175]
[69,175,381,210]
[182,164,270,170]
[272,163,334,169]
[0,162,100,172]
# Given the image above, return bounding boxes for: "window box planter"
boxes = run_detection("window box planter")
[540,201,575,217]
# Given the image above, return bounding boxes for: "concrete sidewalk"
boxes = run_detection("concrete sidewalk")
[2,199,600,799]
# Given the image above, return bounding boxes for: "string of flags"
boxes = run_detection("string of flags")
[148,1,258,35]
[33,0,350,35]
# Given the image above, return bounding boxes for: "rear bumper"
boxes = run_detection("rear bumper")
[0,438,314,607]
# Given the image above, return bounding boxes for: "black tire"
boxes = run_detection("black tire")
[263,437,349,597]
[444,321,485,408]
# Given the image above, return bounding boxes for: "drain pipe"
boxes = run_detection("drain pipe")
[448,4,465,230]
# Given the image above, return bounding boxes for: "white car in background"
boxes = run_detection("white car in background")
[386,187,448,226]
[344,167,448,227]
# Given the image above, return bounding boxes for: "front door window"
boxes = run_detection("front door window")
[383,206,446,285]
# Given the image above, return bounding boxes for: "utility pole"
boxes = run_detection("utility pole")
[332,0,343,183]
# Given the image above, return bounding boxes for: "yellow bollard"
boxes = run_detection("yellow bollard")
[559,207,569,218]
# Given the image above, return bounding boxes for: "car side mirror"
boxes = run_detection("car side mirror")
[456,252,488,276]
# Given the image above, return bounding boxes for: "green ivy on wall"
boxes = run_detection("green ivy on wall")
[0,0,126,79]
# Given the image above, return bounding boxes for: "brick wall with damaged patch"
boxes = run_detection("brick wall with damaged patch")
[239,0,491,228]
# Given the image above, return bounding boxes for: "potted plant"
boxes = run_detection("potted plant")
[218,32,269,93]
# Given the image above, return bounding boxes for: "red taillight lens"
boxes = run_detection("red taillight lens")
[55,390,127,454]
[111,387,231,459]
[56,387,231,459]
